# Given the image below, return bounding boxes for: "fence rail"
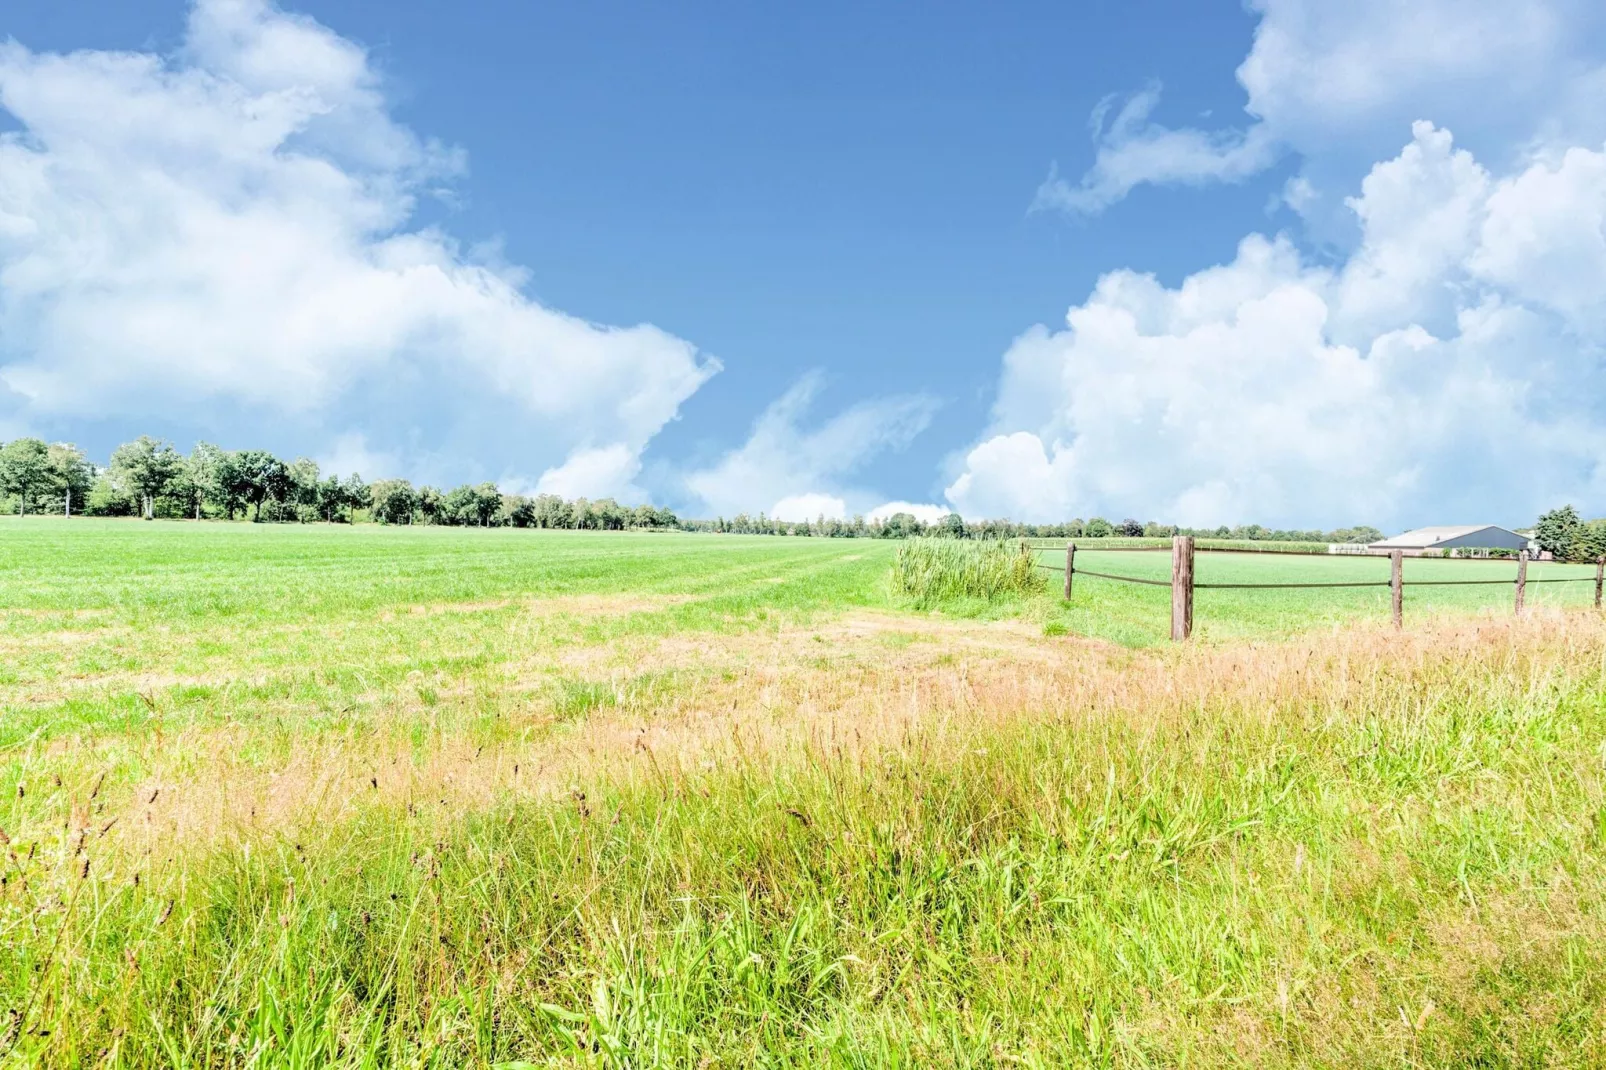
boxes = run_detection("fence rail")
[1023,539,1539,562]
[1031,537,1605,641]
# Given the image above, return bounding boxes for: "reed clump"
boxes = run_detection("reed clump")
[890,537,1044,607]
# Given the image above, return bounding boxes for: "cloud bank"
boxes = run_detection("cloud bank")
[954,123,1606,528]
[0,0,717,492]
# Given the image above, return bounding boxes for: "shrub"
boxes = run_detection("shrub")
[83,474,136,516]
[891,538,1044,608]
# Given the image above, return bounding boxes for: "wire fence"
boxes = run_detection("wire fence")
[1026,537,1605,641]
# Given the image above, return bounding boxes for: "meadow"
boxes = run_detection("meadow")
[2,519,1605,1067]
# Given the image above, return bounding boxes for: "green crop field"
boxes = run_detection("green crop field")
[3,519,1606,1067]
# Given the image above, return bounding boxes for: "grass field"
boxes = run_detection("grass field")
[3,519,1606,1067]
[1035,543,1599,647]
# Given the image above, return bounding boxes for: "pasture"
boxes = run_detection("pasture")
[3,520,1606,1067]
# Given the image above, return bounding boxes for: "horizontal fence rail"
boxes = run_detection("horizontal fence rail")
[1024,539,1543,562]
[1027,537,1604,641]
[1070,568,1172,587]
[1194,580,1391,589]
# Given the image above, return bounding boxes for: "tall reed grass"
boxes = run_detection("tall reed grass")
[890,537,1044,607]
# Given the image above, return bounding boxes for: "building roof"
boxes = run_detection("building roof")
[1370,525,1529,549]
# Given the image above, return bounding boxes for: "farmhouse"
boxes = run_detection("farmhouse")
[1368,525,1537,556]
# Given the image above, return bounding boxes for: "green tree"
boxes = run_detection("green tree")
[231,450,289,521]
[417,486,444,524]
[502,495,536,527]
[109,436,183,520]
[533,494,572,528]
[441,484,477,526]
[185,443,231,520]
[0,438,51,516]
[45,443,93,516]
[315,474,364,523]
[471,483,502,526]
[84,472,136,516]
[369,479,417,525]
[1534,505,1581,559]
[1084,517,1113,538]
[878,512,921,539]
[344,475,371,518]
[285,458,321,521]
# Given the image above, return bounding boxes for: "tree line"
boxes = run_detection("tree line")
[0,436,679,529]
[1,433,1396,540]
[688,511,1384,543]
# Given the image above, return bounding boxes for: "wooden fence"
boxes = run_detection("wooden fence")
[1033,536,1606,641]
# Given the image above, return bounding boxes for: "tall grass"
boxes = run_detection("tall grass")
[4,615,1606,1065]
[891,537,1044,607]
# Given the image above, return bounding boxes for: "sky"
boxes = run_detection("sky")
[3,0,1606,531]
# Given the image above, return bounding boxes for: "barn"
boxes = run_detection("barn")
[1369,525,1536,556]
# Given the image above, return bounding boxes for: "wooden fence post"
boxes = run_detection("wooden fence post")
[1171,535,1194,642]
[1515,550,1528,614]
[1064,542,1075,600]
[1596,556,1603,609]
[1390,550,1403,630]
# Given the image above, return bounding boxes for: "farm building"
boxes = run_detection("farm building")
[1368,525,1536,556]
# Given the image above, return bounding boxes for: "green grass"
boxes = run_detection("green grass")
[1035,545,1599,646]
[0,520,894,751]
[890,538,1044,608]
[3,519,1606,1066]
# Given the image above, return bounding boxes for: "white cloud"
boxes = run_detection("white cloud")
[1034,85,1280,215]
[536,444,643,501]
[1470,144,1606,329]
[0,0,717,491]
[314,431,398,480]
[1043,0,1603,215]
[683,372,938,519]
[771,494,847,523]
[953,123,1606,529]
[867,501,951,525]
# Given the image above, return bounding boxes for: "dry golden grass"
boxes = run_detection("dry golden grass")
[32,605,1603,878]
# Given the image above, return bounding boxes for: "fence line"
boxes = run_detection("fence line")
[1195,580,1390,590]
[1070,568,1172,587]
[1025,539,1543,563]
[1030,537,1605,641]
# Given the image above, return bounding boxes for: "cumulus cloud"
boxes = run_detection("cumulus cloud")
[0,0,717,490]
[952,123,1606,528]
[1041,0,1602,215]
[535,444,645,501]
[867,501,951,525]
[771,494,847,523]
[683,373,938,519]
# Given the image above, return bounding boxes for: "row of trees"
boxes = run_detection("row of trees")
[0,436,683,529]
[0,438,93,516]
[1,434,1395,539]
[689,511,1384,543]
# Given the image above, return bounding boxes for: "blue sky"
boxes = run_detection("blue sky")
[4,1,1606,529]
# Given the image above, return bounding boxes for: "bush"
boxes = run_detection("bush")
[83,474,135,517]
[891,538,1044,608]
